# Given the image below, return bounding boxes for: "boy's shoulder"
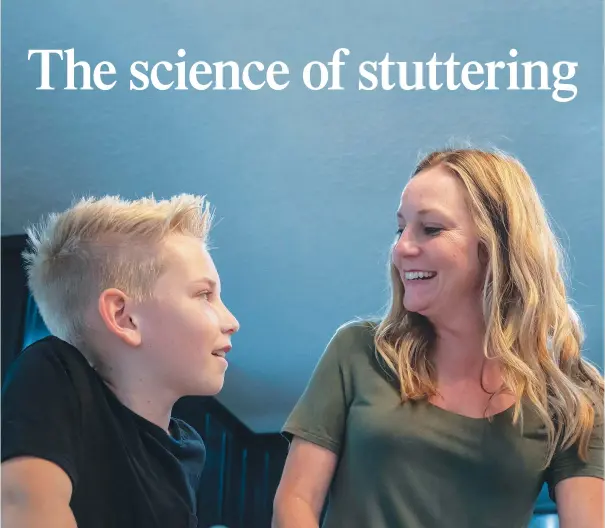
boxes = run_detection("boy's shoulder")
[23,334,82,355]
[10,335,92,378]
[2,335,99,412]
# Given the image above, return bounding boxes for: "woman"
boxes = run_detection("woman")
[272,149,604,528]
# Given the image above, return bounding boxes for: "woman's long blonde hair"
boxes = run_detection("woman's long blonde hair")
[375,148,603,466]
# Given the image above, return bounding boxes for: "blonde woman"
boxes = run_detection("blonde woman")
[2,195,239,527]
[273,149,604,528]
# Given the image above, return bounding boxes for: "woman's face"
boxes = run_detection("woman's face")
[393,166,486,321]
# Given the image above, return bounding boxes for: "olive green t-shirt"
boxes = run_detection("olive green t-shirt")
[282,320,604,528]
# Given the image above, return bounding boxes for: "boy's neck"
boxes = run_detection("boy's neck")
[81,339,176,435]
[100,372,175,435]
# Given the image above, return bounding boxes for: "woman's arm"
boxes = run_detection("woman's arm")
[272,437,338,528]
[555,476,603,528]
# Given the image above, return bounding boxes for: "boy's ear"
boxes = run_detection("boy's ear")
[98,288,141,347]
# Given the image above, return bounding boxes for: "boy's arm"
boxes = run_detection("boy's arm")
[2,340,84,527]
[2,457,77,527]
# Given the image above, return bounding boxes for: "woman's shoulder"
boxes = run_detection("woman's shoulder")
[324,318,381,364]
[332,318,379,344]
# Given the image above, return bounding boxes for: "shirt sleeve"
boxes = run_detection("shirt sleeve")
[544,417,604,502]
[1,340,83,488]
[282,323,356,456]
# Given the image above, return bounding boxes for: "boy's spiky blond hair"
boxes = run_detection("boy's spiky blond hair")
[23,194,212,346]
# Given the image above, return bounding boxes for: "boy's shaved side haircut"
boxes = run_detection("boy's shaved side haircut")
[22,194,213,347]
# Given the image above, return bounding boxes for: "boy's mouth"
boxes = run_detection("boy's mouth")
[212,345,231,358]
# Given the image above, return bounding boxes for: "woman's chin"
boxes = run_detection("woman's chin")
[403,297,431,315]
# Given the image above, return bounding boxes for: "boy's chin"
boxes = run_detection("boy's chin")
[184,376,225,397]
[203,382,225,397]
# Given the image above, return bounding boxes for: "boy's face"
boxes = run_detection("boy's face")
[135,234,239,397]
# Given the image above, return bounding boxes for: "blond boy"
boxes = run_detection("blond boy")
[2,195,239,527]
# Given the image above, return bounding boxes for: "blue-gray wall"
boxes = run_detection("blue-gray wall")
[2,0,602,432]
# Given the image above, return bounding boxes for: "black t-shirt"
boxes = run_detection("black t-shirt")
[1,336,206,528]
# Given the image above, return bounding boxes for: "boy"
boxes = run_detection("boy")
[1,194,239,527]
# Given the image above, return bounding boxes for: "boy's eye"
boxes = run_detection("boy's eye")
[198,291,212,300]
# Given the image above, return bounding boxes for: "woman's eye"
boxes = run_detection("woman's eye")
[424,226,442,236]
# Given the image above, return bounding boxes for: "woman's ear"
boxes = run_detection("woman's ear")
[478,242,489,268]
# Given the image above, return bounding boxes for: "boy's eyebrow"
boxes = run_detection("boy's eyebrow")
[191,278,217,288]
